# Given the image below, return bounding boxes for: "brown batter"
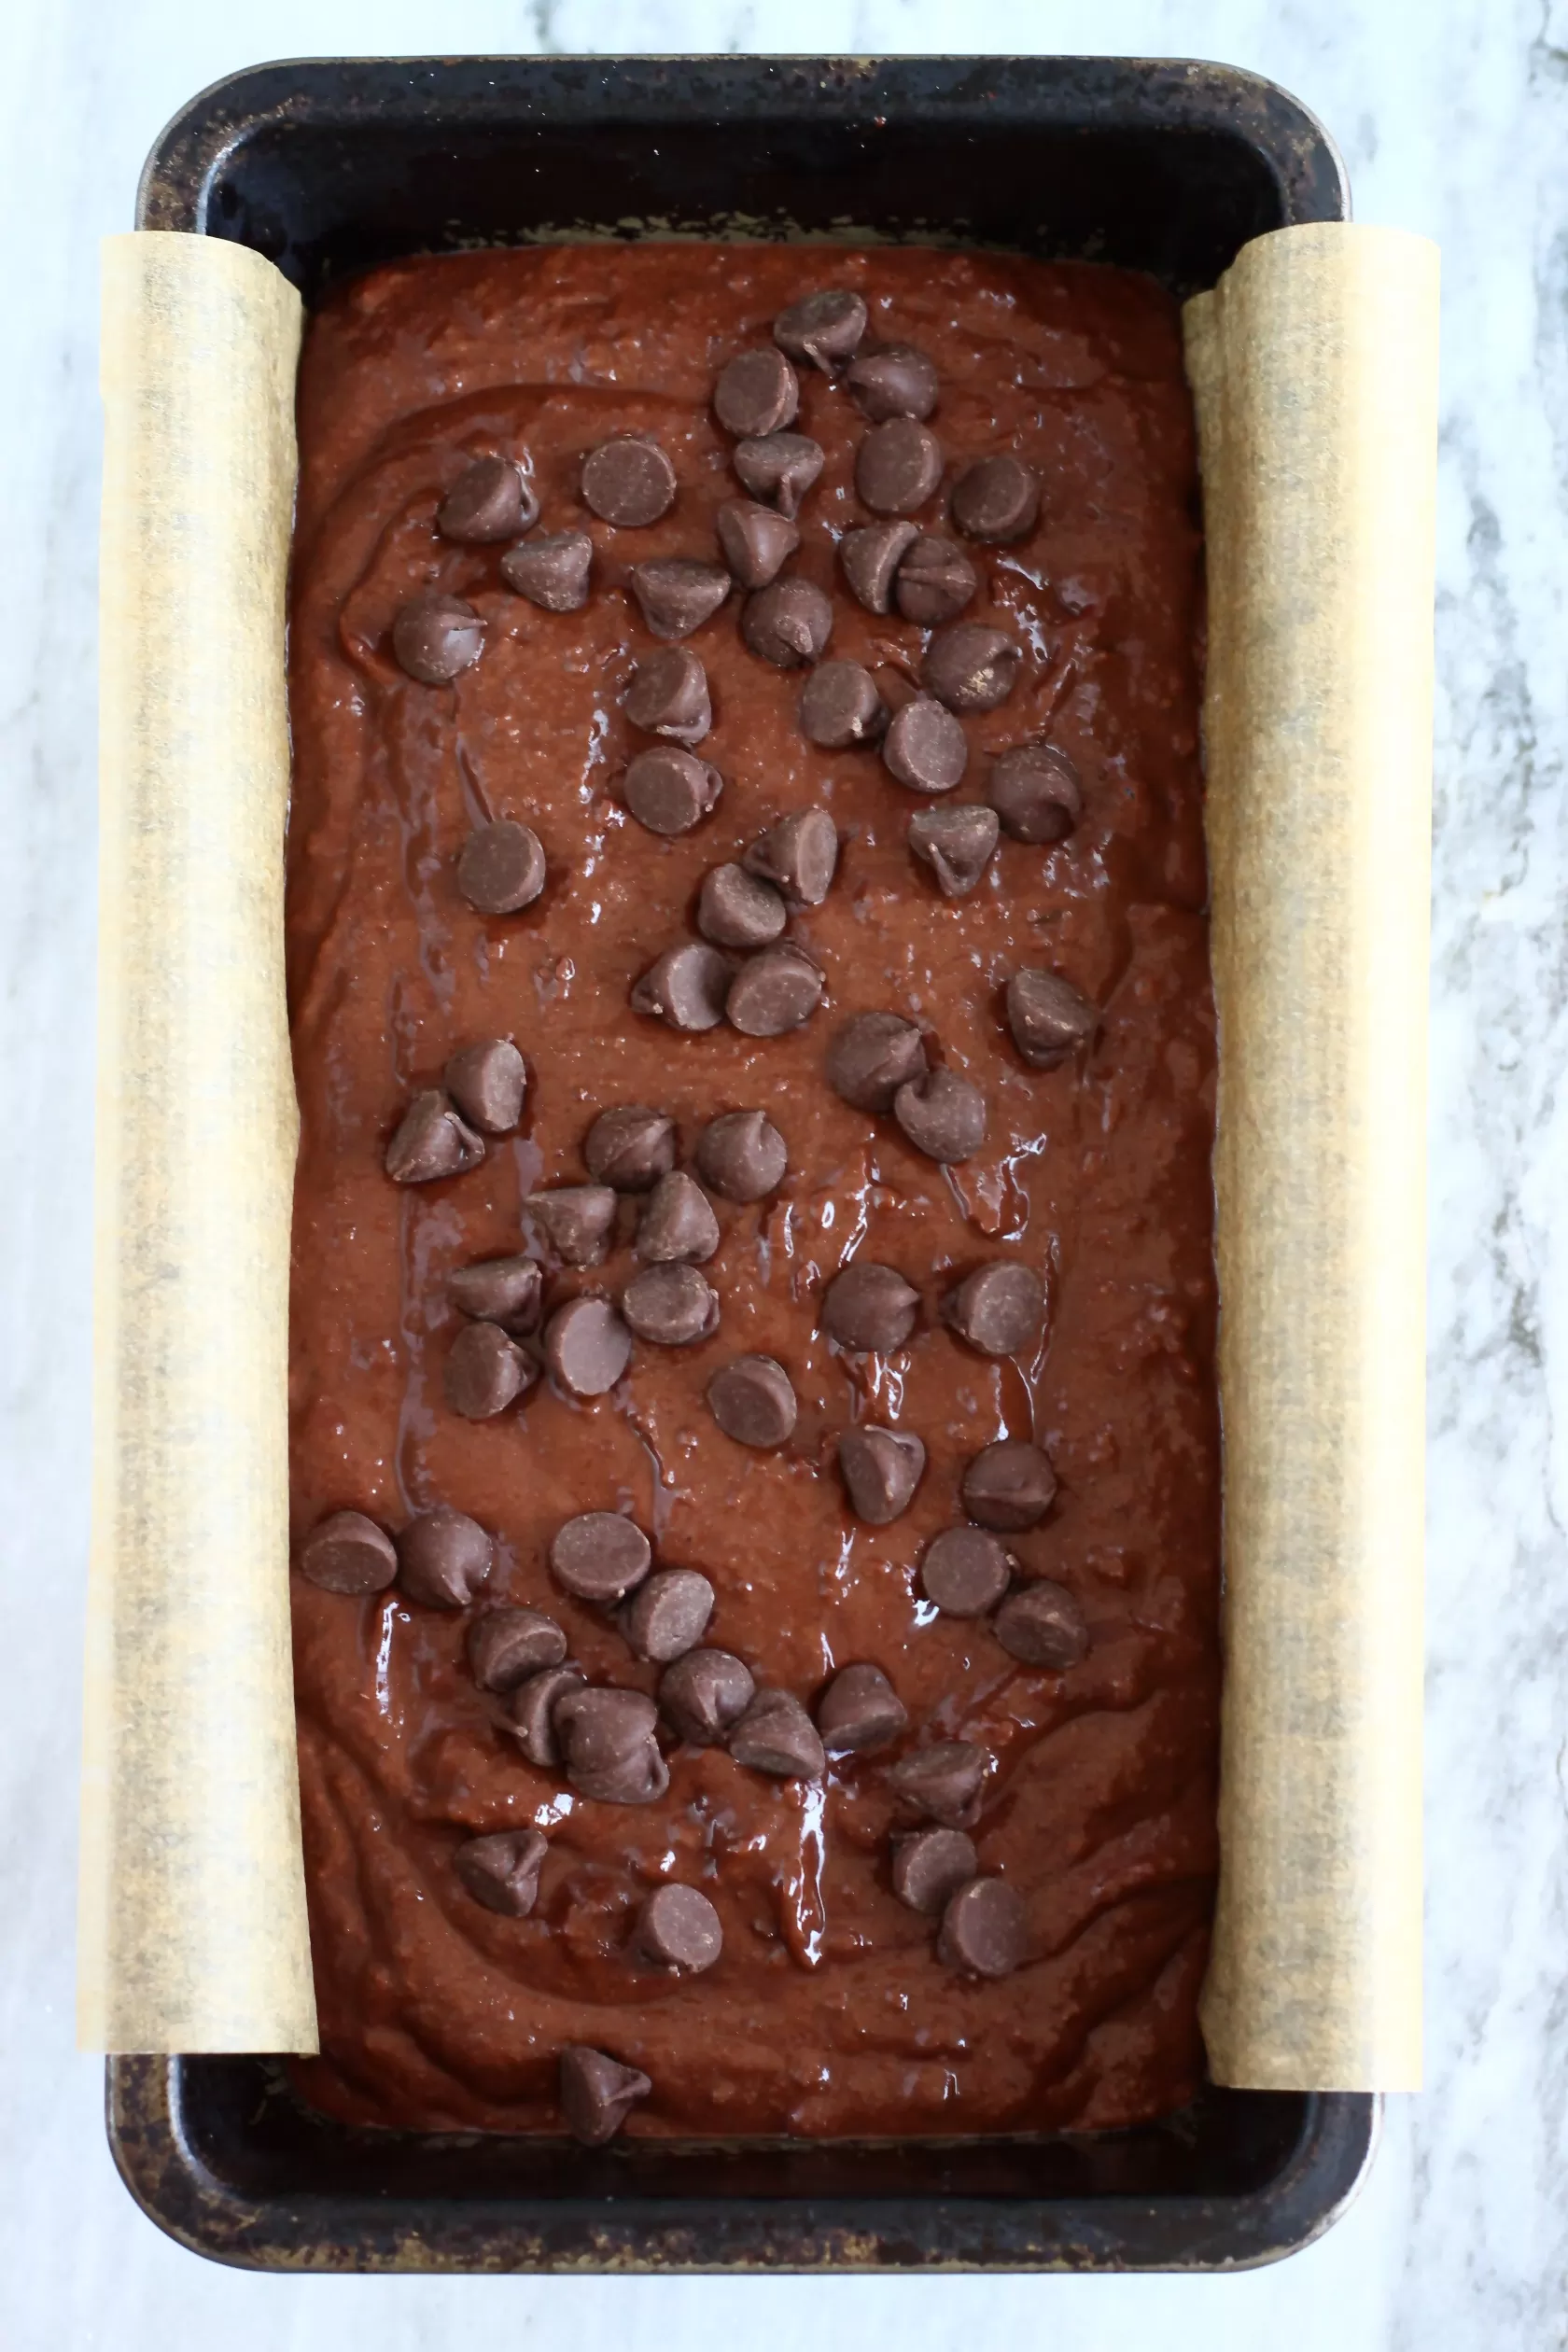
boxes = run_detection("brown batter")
[285,242,1219,2138]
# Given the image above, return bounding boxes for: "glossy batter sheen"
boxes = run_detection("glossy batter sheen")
[285,243,1220,2138]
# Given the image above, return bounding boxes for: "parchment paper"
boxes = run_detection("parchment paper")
[1185,223,1437,2091]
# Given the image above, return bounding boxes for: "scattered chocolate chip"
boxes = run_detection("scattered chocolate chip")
[728,1688,825,1779]
[384,1090,486,1183]
[584,1105,677,1192]
[962,1438,1057,1532]
[443,1321,536,1419]
[697,862,788,948]
[919,1526,1013,1616]
[707,1354,797,1448]
[951,454,1040,543]
[923,623,1023,713]
[443,1038,526,1134]
[449,1255,543,1335]
[714,346,800,439]
[582,435,678,527]
[621,1262,720,1346]
[636,1170,720,1264]
[560,2045,652,2145]
[716,498,799,589]
[895,535,978,625]
[825,1012,929,1112]
[529,1185,619,1267]
[550,1511,652,1603]
[501,528,593,611]
[391,592,485,684]
[856,418,944,515]
[636,1883,724,1972]
[741,578,833,667]
[817,1662,908,1755]
[821,1261,919,1352]
[908,804,1000,897]
[456,819,548,914]
[838,1426,926,1524]
[733,433,824,519]
[987,743,1083,843]
[660,1648,757,1744]
[994,1580,1090,1670]
[847,343,940,423]
[695,1109,788,1202]
[938,1876,1028,1977]
[631,942,734,1031]
[544,1297,634,1398]
[892,1827,979,1915]
[623,745,723,835]
[455,1827,548,1916]
[629,556,732,641]
[298,1510,397,1596]
[774,287,868,371]
[397,1505,494,1609]
[882,695,968,793]
[623,648,712,744]
[893,1068,987,1163]
[942,1262,1046,1356]
[506,1664,586,1768]
[799,660,886,749]
[725,943,824,1036]
[884,1742,987,1828]
[556,1686,669,1804]
[467,1604,567,1692]
[1005,969,1099,1070]
[742,809,839,907]
[621,1568,716,1661]
[438,455,535,544]
[839,519,919,614]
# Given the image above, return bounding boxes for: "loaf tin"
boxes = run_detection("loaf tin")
[113,53,1372,2273]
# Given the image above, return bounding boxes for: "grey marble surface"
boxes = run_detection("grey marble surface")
[3,2,1563,2343]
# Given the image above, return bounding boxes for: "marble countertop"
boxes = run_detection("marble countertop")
[4,1,1562,2344]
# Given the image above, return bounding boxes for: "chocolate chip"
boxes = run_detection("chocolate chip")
[725,943,824,1037]
[961,1438,1057,1532]
[545,1297,634,1398]
[397,1505,494,1609]
[893,1069,987,1162]
[919,1527,1013,1617]
[467,1604,567,1692]
[825,1012,929,1112]
[951,454,1040,543]
[707,1354,797,1449]
[774,287,868,371]
[821,1261,919,1352]
[847,343,940,423]
[716,498,800,590]
[892,1827,979,1915]
[733,433,824,519]
[727,1688,825,1779]
[443,1038,526,1134]
[529,1185,618,1267]
[799,661,886,749]
[505,1664,586,1768]
[298,1510,397,1596]
[501,528,593,612]
[636,1883,723,1972]
[636,1170,720,1265]
[455,1827,547,1916]
[621,1568,716,1661]
[938,1876,1028,1977]
[456,819,548,914]
[438,455,536,544]
[384,1090,486,1183]
[942,1262,1046,1356]
[449,1255,543,1334]
[884,1742,987,1828]
[856,419,944,515]
[742,809,839,907]
[839,520,919,614]
[908,804,999,897]
[695,1109,788,1202]
[631,943,734,1031]
[629,556,732,641]
[443,1321,536,1419]
[882,696,968,793]
[895,535,978,625]
[584,1105,677,1192]
[623,648,711,744]
[697,862,788,949]
[741,578,833,668]
[816,1662,907,1755]
[923,623,1023,714]
[987,743,1083,843]
[621,1263,720,1346]
[714,346,799,439]
[549,1511,652,1603]
[556,1686,670,1804]
[623,746,723,836]
[1006,969,1099,1070]
[838,1426,926,1524]
[581,436,678,527]
[994,1580,1089,1670]
[660,1648,756,1744]
[560,2045,652,2145]
[391,592,485,684]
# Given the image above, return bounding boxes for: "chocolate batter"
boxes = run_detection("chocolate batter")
[285,243,1219,2138]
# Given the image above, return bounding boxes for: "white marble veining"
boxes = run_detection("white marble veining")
[3,1,1564,2343]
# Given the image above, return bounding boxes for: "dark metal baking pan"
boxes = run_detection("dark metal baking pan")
[114,53,1368,2274]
